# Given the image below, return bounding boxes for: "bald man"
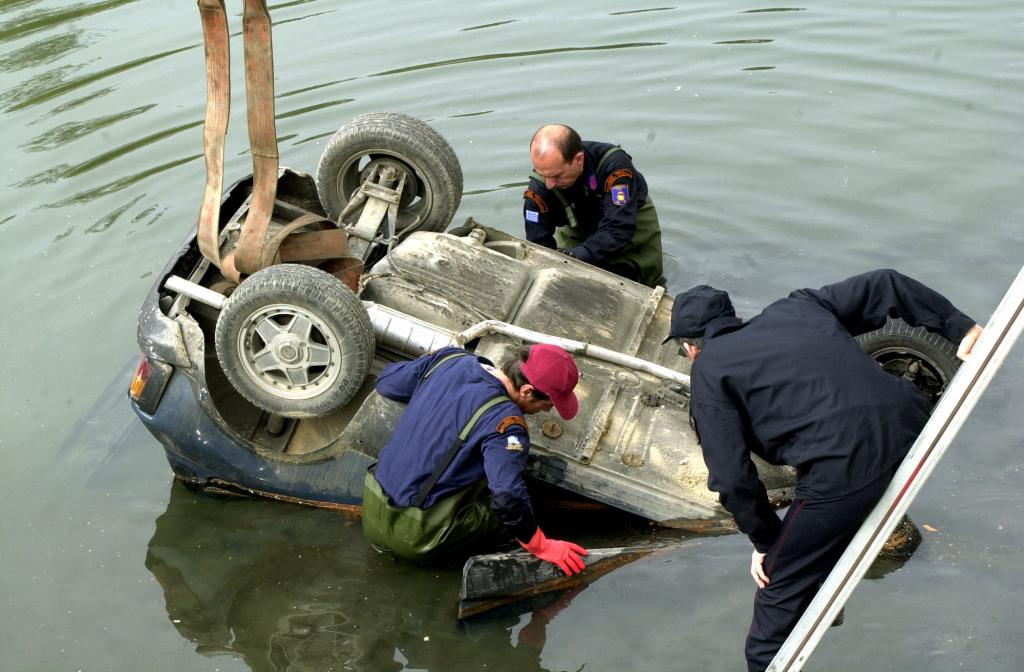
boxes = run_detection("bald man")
[523,124,664,288]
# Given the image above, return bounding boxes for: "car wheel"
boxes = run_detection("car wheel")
[315,112,463,234]
[214,264,374,418]
[856,318,960,406]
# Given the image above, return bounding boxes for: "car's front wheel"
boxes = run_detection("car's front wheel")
[214,264,374,418]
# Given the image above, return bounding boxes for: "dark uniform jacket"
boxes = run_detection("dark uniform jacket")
[688,269,976,551]
[523,141,662,286]
[373,347,537,541]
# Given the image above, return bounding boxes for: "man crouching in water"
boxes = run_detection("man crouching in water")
[362,344,588,575]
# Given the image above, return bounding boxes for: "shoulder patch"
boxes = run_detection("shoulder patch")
[497,415,528,434]
[524,188,548,213]
[505,434,524,451]
[604,168,633,193]
[610,184,631,206]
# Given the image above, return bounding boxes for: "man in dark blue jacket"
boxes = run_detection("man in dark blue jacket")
[362,343,588,576]
[524,124,664,288]
[666,269,983,672]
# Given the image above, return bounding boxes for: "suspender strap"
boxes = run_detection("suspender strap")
[595,145,623,172]
[423,350,472,379]
[531,146,623,230]
[411,394,508,508]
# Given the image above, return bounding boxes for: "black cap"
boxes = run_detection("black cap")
[662,285,736,343]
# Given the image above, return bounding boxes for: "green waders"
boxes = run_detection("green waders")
[361,472,503,562]
[548,147,665,288]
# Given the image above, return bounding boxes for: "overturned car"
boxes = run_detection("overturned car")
[129,108,963,534]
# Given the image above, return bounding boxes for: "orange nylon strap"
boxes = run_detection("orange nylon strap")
[258,213,342,268]
[196,0,229,266]
[233,0,280,275]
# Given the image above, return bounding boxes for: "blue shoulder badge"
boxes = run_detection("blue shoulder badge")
[610,184,630,206]
[525,209,540,223]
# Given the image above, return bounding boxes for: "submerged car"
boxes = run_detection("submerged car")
[130,2,961,535]
[129,110,962,532]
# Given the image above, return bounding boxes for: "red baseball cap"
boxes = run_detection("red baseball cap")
[520,344,580,420]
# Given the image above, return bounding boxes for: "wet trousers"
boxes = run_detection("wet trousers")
[745,468,896,672]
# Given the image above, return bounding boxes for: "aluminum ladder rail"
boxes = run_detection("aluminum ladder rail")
[768,263,1024,672]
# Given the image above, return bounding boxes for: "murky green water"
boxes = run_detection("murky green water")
[2,1,1022,670]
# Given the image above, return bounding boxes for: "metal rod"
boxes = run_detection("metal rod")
[165,275,226,310]
[768,264,1024,672]
[455,320,690,386]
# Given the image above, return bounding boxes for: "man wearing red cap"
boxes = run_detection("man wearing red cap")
[362,343,588,575]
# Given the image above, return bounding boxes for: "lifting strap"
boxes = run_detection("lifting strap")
[196,0,230,266]
[232,0,280,274]
[195,0,281,276]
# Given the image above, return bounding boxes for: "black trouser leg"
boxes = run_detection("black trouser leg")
[744,473,893,672]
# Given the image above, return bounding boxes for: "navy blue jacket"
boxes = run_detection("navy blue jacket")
[373,347,537,541]
[688,269,976,551]
[524,140,648,265]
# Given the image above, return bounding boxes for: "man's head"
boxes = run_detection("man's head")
[530,124,585,190]
[501,344,580,419]
[664,285,736,361]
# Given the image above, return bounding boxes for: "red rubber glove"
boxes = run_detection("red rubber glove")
[519,527,588,575]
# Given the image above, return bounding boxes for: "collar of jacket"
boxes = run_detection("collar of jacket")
[704,315,744,339]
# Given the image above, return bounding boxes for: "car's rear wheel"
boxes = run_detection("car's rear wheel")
[856,318,960,406]
[315,112,463,234]
[214,264,374,418]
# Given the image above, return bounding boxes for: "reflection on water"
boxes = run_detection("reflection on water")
[609,8,677,17]
[0,62,81,111]
[461,20,518,32]
[0,30,89,72]
[369,42,666,78]
[146,481,582,672]
[0,0,140,42]
[21,104,155,152]
[740,7,806,14]
[3,41,197,112]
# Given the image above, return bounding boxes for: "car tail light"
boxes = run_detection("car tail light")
[130,357,150,399]
[129,355,171,414]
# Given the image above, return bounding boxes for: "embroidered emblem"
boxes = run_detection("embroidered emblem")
[505,435,524,451]
[497,415,528,433]
[524,188,548,213]
[604,168,633,193]
[525,209,539,223]
[610,184,630,206]
[588,174,598,191]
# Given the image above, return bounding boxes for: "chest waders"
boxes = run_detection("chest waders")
[540,147,665,288]
[361,352,508,561]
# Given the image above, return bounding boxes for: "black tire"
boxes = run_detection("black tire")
[856,318,961,406]
[316,112,463,234]
[214,264,374,419]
